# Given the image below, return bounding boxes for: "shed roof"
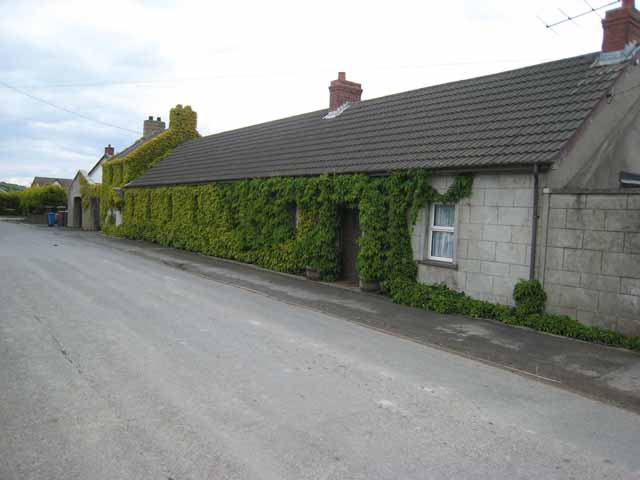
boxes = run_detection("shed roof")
[129,52,628,187]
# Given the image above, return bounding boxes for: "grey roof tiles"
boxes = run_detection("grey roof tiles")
[129,52,628,187]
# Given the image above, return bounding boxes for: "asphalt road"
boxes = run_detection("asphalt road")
[1,222,640,480]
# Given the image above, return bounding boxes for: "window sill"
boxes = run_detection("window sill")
[418,259,458,270]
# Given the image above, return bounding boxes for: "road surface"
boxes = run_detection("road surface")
[1,222,639,479]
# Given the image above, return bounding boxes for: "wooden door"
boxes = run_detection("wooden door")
[73,197,82,227]
[340,208,360,282]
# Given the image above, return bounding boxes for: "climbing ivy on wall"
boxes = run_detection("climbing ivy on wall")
[110,171,473,284]
[100,104,199,226]
[79,176,101,210]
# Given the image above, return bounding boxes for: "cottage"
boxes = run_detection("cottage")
[67,116,166,230]
[116,1,640,335]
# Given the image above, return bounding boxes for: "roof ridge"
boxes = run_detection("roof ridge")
[190,52,604,145]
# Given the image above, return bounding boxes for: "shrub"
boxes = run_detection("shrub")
[0,191,20,214]
[513,279,547,316]
[13,185,67,214]
[384,277,640,352]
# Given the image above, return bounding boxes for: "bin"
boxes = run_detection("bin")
[47,211,56,227]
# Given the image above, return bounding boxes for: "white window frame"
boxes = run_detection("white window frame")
[427,203,456,263]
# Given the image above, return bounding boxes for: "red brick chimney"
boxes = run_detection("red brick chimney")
[329,72,362,111]
[602,0,640,52]
[104,144,114,156]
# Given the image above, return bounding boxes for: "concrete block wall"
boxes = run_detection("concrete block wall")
[413,173,535,306]
[542,192,640,336]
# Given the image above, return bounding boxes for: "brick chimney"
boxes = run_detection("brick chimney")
[329,72,362,111]
[143,115,166,138]
[602,0,640,53]
[104,144,114,156]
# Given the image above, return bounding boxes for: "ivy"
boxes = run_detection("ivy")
[79,176,101,210]
[100,104,199,229]
[108,170,472,284]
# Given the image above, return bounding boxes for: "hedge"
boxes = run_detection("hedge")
[2,185,67,215]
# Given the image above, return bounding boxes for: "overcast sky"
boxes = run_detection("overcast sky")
[0,0,620,185]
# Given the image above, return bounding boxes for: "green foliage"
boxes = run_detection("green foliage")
[79,176,101,210]
[0,191,21,214]
[513,279,547,316]
[101,104,199,224]
[109,171,472,282]
[384,278,640,351]
[8,185,67,214]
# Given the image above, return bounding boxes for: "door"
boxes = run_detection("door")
[73,197,82,228]
[90,198,100,231]
[340,208,360,282]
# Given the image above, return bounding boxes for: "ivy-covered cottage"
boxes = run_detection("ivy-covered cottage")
[104,1,640,337]
[68,116,167,230]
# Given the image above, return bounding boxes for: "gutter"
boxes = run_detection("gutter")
[529,163,540,280]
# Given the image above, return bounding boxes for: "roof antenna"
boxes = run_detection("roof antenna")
[537,15,560,35]
[583,0,604,20]
[538,0,619,30]
[558,8,581,27]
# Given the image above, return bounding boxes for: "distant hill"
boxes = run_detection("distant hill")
[0,182,26,193]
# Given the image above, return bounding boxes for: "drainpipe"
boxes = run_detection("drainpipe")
[529,163,540,280]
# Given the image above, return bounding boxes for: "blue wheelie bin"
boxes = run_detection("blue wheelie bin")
[47,211,56,227]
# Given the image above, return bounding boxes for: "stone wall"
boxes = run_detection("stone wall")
[541,192,640,336]
[413,173,535,306]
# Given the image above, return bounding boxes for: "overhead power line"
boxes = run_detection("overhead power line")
[8,59,554,90]
[0,79,142,135]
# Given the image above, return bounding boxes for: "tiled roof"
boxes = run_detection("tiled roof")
[129,53,628,187]
[89,132,163,178]
[32,177,73,188]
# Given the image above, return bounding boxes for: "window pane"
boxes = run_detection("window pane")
[434,205,455,227]
[431,231,454,259]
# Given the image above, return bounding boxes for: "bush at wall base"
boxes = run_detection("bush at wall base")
[383,278,640,352]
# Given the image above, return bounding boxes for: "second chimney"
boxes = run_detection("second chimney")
[602,0,640,53]
[329,72,362,111]
[104,144,114,156]
[143,115,166,138]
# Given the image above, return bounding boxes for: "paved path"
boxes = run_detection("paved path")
[1,222,640,479]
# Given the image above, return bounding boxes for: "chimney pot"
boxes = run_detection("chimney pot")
[148,115,153,120]
[156,116,161,121]
[328,71,363,112]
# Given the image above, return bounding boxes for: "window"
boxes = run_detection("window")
[427,204,455,262]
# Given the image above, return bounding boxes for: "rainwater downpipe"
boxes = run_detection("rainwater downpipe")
[529,163,540,280]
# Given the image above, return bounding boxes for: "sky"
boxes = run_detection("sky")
[0,0,620,186]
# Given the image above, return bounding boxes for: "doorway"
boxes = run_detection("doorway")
[340,208,360,283]
[90,197,100,231]
[73,197,82,228]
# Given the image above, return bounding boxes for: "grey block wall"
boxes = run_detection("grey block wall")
[413,173,535,306]
[411,174,640,336]
[542,193,640,336]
